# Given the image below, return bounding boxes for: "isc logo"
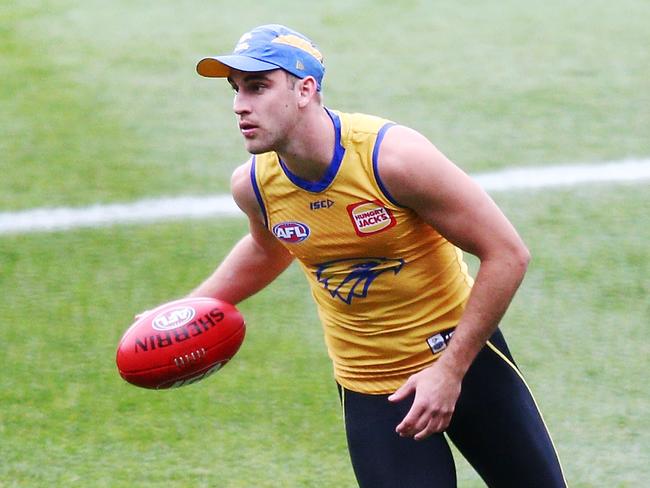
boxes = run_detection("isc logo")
[309,199,334,210]
[272,221,310,243]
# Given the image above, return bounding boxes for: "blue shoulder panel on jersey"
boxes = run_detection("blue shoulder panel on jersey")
[278,108,346,193]
[372,123,405,207]
[249,156,269,228]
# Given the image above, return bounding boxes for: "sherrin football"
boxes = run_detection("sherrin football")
[116,297,245,389]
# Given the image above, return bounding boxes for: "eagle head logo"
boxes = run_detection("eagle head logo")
[315,257,405,305]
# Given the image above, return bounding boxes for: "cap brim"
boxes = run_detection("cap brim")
[196,55,280,78]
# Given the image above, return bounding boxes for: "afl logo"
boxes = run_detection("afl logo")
[152,306,196,331]
[273,221,310,243]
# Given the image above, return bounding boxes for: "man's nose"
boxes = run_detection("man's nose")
[233,92,250,115]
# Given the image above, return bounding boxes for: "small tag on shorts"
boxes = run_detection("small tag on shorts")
[426,329,455,355]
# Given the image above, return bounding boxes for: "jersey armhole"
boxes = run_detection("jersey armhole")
[371,123,405,207]
[249,156,270,228]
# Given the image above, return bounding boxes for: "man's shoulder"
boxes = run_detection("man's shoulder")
[250,150,279,166]
[330,108,394,135]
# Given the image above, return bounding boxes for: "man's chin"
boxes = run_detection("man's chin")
[244,142,272,155]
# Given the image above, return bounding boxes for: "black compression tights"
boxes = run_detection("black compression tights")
[339,330,567,488]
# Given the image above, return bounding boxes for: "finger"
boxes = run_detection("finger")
[395,415,429,437]
[410,414,434,437]
[134,310,151,320]
[413,412,453,441]
[388,381,414,403]
[413,419,442,441]
[395,402,427,436]
[397,413,432,438]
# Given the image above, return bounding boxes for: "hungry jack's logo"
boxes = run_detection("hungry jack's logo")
[347,200,396,237]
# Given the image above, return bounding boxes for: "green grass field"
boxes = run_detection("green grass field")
[2,1,649,486]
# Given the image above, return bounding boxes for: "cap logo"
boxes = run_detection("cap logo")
[296,60,305,70]
[236,32,253,44]
[272,34,323,62]
[234,32,253,52]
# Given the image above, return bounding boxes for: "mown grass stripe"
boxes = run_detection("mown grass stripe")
[1,159,649,235]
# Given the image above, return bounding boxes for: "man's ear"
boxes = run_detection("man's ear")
[297,76,319,108]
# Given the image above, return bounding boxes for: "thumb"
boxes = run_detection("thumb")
[388,379,414,403]
[134,309,151,320]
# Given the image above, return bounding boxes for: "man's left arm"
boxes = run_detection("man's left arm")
[378,125,531,440]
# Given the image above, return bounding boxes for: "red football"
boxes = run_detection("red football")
[116,297,245,389]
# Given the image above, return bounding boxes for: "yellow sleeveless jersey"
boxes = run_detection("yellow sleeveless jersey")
[251,109,473,394]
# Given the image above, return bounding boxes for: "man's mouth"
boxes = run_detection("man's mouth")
[239,121,258,137]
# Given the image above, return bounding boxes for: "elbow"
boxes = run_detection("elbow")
[477,236,531,276]
[514,242,531,275]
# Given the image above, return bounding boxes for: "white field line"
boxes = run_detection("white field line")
[1,158,649,235]
[473,158,650,191]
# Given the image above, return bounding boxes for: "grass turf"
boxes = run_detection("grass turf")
[2,185,648,486]
[2,0,649,486]
[2,1,648,209]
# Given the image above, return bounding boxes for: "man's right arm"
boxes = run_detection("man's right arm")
[188,159,294,304]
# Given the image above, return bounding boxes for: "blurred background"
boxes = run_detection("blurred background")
[1,1,648,486]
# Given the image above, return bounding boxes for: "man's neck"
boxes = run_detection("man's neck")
[276,106,335,183]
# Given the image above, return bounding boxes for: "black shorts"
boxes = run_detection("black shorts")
[338,329,567,487]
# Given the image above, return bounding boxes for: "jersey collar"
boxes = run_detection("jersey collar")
[278,107,345,193]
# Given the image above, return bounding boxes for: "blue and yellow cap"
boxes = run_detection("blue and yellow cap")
[197,24,325,90]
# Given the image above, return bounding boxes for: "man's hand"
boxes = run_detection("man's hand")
[388,361,463,441]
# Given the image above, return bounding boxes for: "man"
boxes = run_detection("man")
[191,24,567,487]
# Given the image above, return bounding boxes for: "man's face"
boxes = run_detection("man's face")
[228,69,300,154]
